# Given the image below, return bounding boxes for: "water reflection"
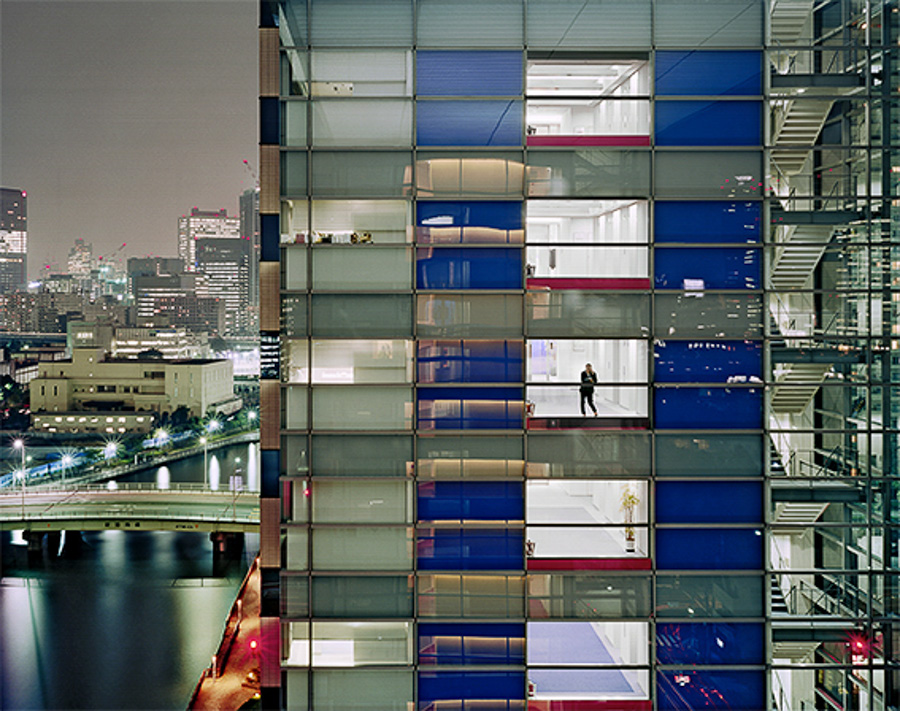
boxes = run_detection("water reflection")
[135,443,259,492]
[0,530,253,711]
[156,465,171,490]
[209,456,221,491]
[247,443,258,492]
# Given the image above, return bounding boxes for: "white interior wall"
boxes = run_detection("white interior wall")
[527,200,647,244]
[527,100,650,136]
[312,200,409,243]
[526,480,648,524]
[527,340,648,384]
[598,622,650,666]
[528,246,648,278]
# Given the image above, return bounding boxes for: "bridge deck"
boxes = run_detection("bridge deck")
[0,484,259,532]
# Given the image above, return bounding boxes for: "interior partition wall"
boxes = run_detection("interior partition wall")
[258,1,899,710]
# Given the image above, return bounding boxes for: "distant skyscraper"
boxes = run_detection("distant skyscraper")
[127,256,223,334]
[240,188,261,319]
[67,238,93,277]
[0,187,27,292]
[196,236,251,336]
[177,207,240,273]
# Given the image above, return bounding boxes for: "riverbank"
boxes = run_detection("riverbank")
[28,431,259,490]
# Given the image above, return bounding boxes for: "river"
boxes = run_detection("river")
[0,443,260,711]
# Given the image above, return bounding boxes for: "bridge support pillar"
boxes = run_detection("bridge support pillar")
[210,532,244,576]
[23,531,44,565]
[60,531,84,558]
[45,531,62,559]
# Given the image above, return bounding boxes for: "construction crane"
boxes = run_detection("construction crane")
[242,159,260,188]
[97,242,127,264]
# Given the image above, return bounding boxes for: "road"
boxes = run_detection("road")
[0,483,259,532]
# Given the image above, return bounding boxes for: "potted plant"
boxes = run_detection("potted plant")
[621,487,640,553]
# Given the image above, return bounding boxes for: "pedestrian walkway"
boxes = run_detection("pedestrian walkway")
[188,558,261,710]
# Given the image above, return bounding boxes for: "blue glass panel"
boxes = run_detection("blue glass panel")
[654,387,762,429]
[654,248,760,290]
[417,100,523,147]
[655,51,762,96]
[417,247,523,289]
[418,386,523,430]
[418,481,524,521]
[260,97,279,144]
[261,449,280,498]
[656,482,763,523]
[418,339,524,383]
[658,670,765,711]
[260,214,280,261]
[418,672,525,702]
[418,623,525,665]
[657,623,764,665]
[656,529,763,570]
[655,101,761,146]
[654,202,761,244]
[654,340,762,383]
[417,51,523,96]
[417,201,523,231]
[417,528,523,570]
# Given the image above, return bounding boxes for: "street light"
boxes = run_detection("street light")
[15,468,26,518]
[61,454,73,482]
[103,441,119,463]
[155,428,169,448]
[12,439,26,514]
[207,419,221,435]
[247,410,257,423]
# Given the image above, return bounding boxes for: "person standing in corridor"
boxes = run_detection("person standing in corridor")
[580,363,598,416]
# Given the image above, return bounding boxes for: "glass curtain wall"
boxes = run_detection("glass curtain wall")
[258,1,899,709]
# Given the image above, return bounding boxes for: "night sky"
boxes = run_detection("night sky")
[0,0,258,279]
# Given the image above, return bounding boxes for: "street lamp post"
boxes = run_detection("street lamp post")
[61,454,73,483]
[12,439,25,516]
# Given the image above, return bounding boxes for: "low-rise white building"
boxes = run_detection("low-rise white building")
[29,348,242,432]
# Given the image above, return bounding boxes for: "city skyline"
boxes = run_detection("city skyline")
[0,0,257,279]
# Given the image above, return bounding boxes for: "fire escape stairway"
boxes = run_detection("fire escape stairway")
[770,0,813,43]
[772,479,862,531]
[770,361,832,414]
[771,98,834,175]
[770,223,835,290]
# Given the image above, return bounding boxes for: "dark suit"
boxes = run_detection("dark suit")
[580,370,598,415]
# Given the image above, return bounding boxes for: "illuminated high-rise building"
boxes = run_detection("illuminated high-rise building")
[0,187,27,292]
[257,2,900,709]
[241,187,262,324]
[177,207,240,272]
[67,238,93,277]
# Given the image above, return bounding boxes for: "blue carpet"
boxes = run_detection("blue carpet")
[529,669,636,694]
[529,622,615,664]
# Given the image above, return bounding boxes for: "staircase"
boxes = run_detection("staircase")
[771,575,790,615]
[772,639,820,662]
[770,0,813,44]
[770,439,787,476]
[770,362,832,414]
[773,500,830,527]
[770,224,835,290]
[772,99,835,175]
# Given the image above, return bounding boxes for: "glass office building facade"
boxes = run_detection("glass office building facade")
[257,1,900,708]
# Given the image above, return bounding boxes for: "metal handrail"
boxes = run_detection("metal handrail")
[1,482,257,495]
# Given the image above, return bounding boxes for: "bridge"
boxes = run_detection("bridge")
[0,483,259,533]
